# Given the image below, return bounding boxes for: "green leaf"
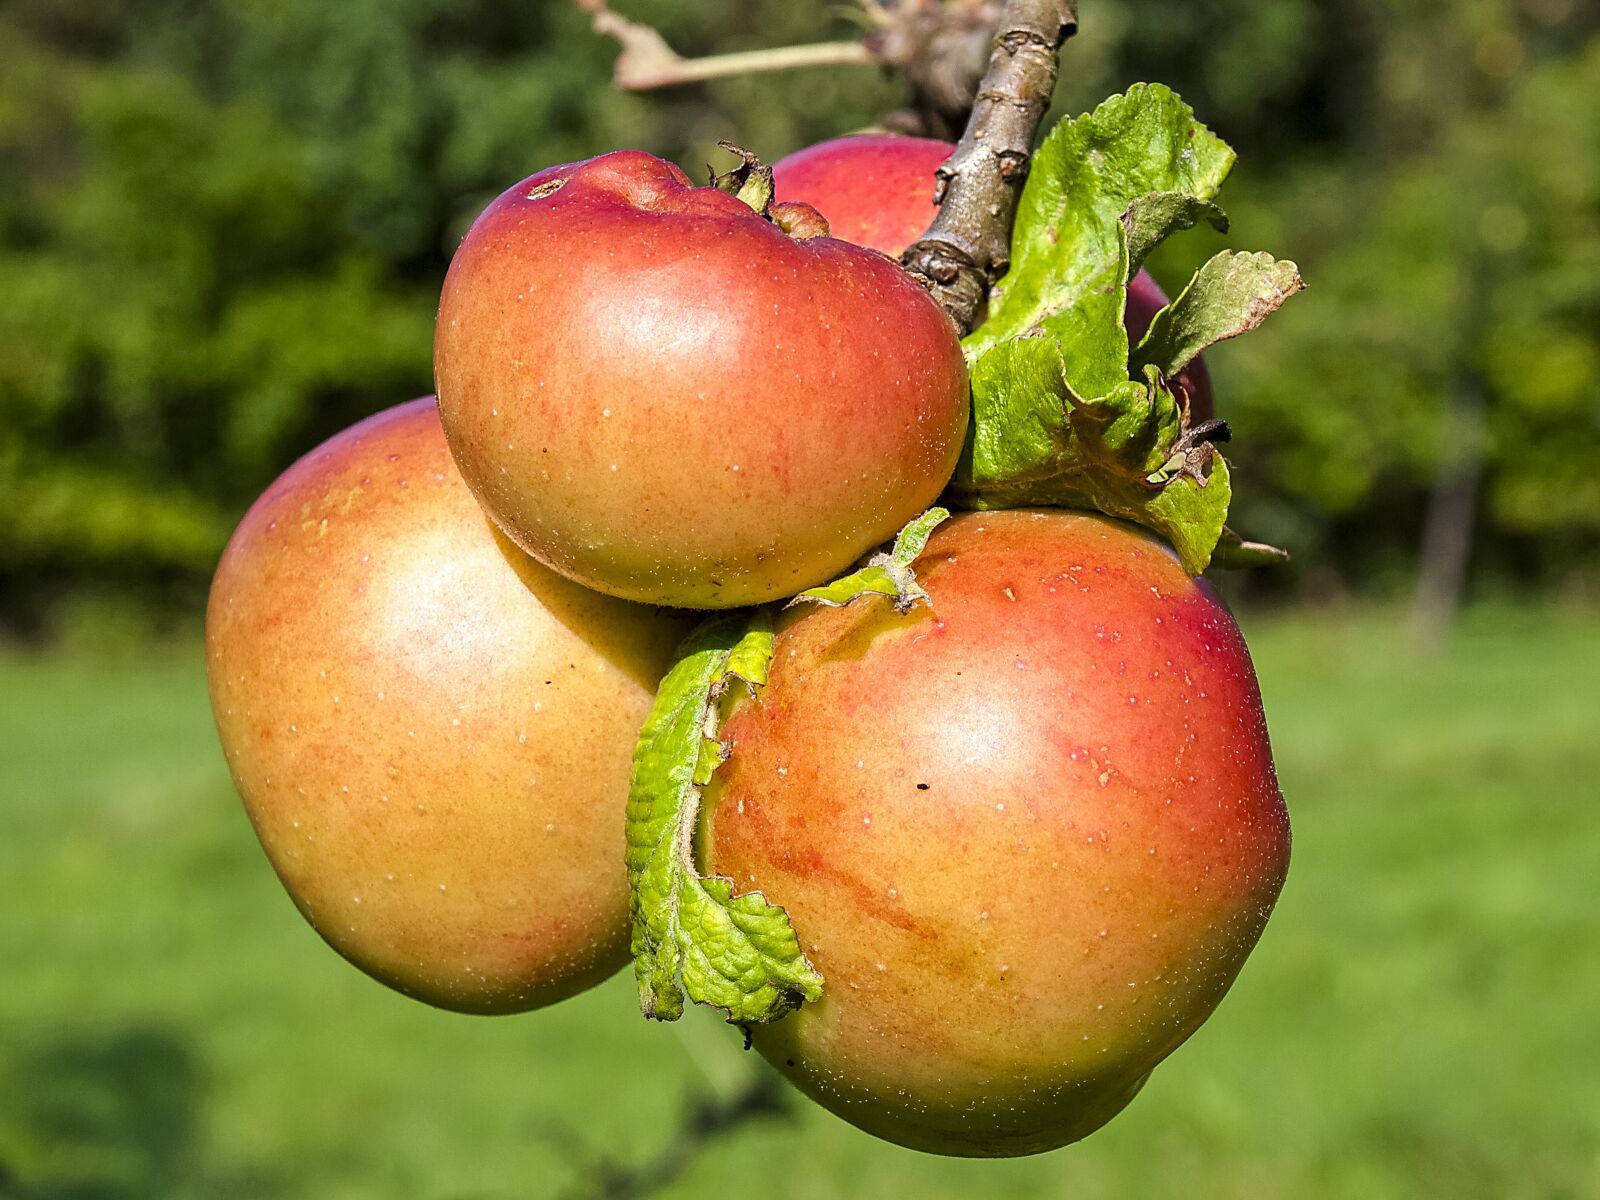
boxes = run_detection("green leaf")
[722,616,776,690]
[886,505,948,563]
[710,141,777,217]
[790,507,949,613]
[963,336,1072,485]
[1122,191,1230,275]
[954,84,1299,575]
[625,611,822,1025]
[966,83,1236,384]
[955,371,1233,574]
[789,566,902,608]
[1132,251,1306,378]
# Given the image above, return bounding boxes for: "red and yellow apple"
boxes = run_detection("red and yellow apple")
[703,509,1289,1155]
[206,398,693,1013]
[772,134,1215,422]
[434,150,970,610]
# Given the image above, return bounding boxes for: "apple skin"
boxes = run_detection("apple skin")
[434,150,970,611]
[772,135,1214,422]
[206,398,694,1014]
[703,509,1289,1156]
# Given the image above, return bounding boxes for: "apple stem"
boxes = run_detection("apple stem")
[901,0,1078,333]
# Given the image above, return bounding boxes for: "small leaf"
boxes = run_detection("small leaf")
[887,506,948,565]
[1122,191,1229,274]
[789,508,949,613]
[789,565,902,608]
[720,613,775,691]
[626,611,821,1024]
[692,735,726,786]
[1132,251,1305,378]
[709,141,775,216]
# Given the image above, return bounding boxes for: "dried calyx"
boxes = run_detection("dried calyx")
[710,141,830,239]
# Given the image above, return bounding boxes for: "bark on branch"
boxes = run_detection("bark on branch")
[901,0,1078,333]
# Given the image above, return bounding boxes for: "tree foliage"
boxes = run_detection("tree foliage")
[1,0,1596,627]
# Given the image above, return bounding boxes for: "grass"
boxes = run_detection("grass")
[1,605,1597,1199]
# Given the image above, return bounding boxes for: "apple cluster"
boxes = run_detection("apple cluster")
[207,131,1290,1157]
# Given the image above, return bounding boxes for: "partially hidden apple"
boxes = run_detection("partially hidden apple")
[434,150,970,611]
[771,133,957,262]
[206,398,694,1013]
[703,509,1289,1155]
[772,134,1214,422]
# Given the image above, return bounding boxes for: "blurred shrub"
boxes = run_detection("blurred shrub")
[0,0,1596,631]
[1196,11,1600,592]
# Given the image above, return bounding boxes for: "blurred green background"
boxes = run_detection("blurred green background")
[3,0,1598,629]
[1,0,1597,1196]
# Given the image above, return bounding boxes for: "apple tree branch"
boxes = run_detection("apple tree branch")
[901,0,1078,332]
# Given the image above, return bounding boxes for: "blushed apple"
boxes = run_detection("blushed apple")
[703,509,1289,1155]
[434,150,970,610]
[207,398,693,1013]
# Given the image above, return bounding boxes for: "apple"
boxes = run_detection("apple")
[702,509,1289,1155]
[772,135,1215,422]
[206,398,693,1013]
[434,149,970,611]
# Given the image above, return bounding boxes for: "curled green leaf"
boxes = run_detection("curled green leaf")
[1122,191,1229,275]
[886,505,948,562]
[1131,251,1305,379]
[789,507,949,613]
[625,610,821,1024]
[709,140,776,217]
